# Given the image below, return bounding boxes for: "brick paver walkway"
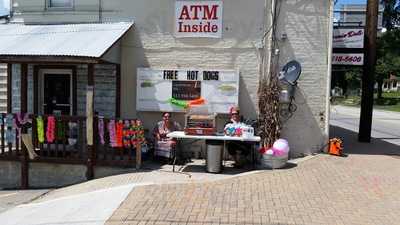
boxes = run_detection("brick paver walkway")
[106,154,400,225]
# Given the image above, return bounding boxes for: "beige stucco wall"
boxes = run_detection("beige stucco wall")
[11,0,332,157]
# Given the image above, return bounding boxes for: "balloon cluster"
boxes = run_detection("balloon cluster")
[259,139,290,156]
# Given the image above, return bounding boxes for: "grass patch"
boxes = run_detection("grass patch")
[332,92,400,112]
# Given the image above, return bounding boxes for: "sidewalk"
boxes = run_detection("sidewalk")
[106,153,400,225]
[1,122,399,224]
[103,124,400,225]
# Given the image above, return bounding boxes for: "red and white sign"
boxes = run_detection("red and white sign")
[333,28,364,48]
[175,0,223,38]
[332,53,364,65]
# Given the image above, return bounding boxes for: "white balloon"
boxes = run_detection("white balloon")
[273,139,290,153]
[266,149,274,155]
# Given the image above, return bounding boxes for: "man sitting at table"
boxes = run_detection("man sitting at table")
[153,112,182,160]
[226,107,252,167]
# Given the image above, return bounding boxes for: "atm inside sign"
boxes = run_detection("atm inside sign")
[175,0,223,38]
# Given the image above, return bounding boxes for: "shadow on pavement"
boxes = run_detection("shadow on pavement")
[330,125,400,157]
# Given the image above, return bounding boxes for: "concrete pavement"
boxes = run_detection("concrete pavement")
[0,190,49,213]
[0,184,140,225]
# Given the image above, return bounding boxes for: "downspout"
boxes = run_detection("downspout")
[325,0,334,150]
[9,0,13,20]
[99,0,102,23]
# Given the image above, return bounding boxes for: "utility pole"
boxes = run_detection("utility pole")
[358,0,379,142]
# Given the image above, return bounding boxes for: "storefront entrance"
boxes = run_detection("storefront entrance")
[41,70,73,115]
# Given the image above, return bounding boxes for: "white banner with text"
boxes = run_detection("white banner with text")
[136,68,239,113]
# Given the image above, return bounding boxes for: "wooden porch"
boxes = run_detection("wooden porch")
[1,58,138,191]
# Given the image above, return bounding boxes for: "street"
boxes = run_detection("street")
[330,105,400,146]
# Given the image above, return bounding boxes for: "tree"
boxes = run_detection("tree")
[376,28,400,98]
[345,68,362,93]
[381,0,400,30]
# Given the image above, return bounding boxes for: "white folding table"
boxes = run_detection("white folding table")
[167,131,261,172]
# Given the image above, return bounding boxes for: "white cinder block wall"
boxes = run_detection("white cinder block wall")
[11,0,332,157]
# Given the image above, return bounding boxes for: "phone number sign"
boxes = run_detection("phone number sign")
[332,53,363,66]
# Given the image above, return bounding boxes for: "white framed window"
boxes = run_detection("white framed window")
[47,0,74,9]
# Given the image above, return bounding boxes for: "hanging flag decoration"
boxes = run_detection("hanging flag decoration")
[36,116,45,143]
[108,120,117,147]
[46,116,56,143]
[56,119,65,141]
[115,120,124,148]
[123,120,131,148]
[98,117,105,145]
[5,114,15,144]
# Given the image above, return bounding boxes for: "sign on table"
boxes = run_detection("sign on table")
[136,68,239,113]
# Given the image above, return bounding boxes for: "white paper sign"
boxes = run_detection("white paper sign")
[136,68,239,113]
[333,28,364,49]
[332,53,364,65]
[175,0,223,38]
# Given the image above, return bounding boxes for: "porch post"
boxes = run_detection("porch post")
[86,64,95,180]
[115,64,121,118]
[6,63,12,113]
[20,63,29,189]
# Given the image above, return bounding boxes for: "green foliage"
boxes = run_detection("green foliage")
[376,29,400,81]
[344,68,362,90]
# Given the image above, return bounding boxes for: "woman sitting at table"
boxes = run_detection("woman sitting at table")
[153,112,182,159]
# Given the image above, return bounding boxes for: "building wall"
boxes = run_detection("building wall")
[339,4,383,28]
[11,0,332,156]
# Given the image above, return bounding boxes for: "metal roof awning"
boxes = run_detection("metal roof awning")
[0,22,134,64]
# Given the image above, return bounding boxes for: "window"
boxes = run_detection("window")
[393,81,398,88]
[47,0,73,9]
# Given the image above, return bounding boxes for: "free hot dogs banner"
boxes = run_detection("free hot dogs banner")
[136,68,239,113]
[175,0,223,38]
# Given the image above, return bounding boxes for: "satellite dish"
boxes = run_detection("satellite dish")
[280,60,301,85]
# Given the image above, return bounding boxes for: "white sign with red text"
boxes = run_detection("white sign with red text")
[175,0,223,38]
[332,53,364,65]
[333,28,364,48]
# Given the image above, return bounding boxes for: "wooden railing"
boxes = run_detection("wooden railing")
[94,117,142,168]
[0,113,143,189]
[0,114,142,167]
[30,114,87,164]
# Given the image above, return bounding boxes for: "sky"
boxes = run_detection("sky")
[0,0,9,16]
